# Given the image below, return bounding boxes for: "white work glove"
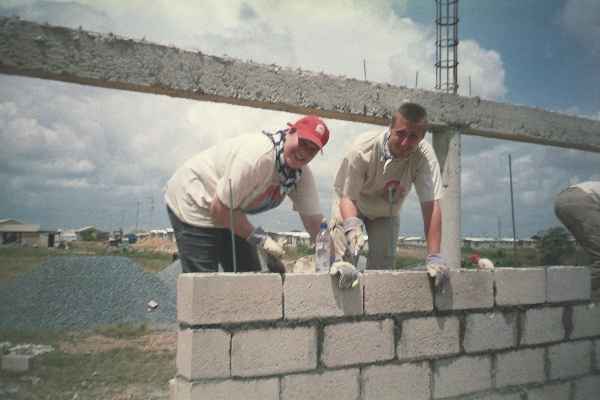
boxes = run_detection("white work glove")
[248,227,286,273]
[343,217,366,258]
[329,261,361,289]
[426,254,449,290]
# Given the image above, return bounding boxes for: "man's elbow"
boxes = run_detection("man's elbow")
[210,198,228,225]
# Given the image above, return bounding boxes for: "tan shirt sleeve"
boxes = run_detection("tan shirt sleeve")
[288,166,321,216]
[414,145,443,203]
[335,149,367,201]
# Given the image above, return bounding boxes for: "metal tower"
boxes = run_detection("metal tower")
[435,0,459,94]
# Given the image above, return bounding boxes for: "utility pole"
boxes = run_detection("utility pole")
[508,154,518,266]
[149,196,155,229]
[135,200,140,231]
[497,216,502,239]
[468,75,472,96]
[363,59,367,81]
[415,71,419,88]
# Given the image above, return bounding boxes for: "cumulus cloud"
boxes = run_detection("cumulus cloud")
[560,0,600,58]
[3,0,592,237]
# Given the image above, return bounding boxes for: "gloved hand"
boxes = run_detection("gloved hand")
[343,217,366,258]
[329,261,361,289]
[247,227,285,258]
[426,254,449,290]
[264,252,287,274]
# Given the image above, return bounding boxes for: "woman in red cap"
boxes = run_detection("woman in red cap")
[164,115,329,273]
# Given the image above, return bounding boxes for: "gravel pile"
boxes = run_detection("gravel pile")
[0,256,177,331]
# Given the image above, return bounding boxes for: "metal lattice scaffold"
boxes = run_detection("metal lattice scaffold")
[435,0,459,94]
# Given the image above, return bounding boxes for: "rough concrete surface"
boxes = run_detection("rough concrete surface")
[177,377,279,400]
[571,303,600,339]
[494,268,546,306]
[231,326,317,377]
[397,316,460,360]
[527,382,572,400]
[435,270,494,310]
[1,353,32,373]
[321,319,395,367]
[464,312,517,352]
[433,355,492,398]
[521,307,565,345]
[177,273,282,325]
[281,369,360,400]
[574,375,600,400]
[283,273,362,320]
[363,271,433,314]
[176,328,230,379]
[362,362,431,400]
[2,17,600,152]
[495,348,546,387]
[546,266,591,303]
[548,341,592,380]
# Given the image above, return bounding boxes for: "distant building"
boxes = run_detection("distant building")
[270,231,311,248]
[0,219,57,247]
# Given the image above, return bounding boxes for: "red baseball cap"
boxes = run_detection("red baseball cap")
[287,115,330,149]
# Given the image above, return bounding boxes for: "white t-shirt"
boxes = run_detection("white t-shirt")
[574,181,600,204]
[332,128,443,220]
[165,134,321,228]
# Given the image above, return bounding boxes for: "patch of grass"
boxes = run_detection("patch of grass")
[0,247,66,281]
[126,251,173,273]
[394,256,422,269]
[94,323,149,339]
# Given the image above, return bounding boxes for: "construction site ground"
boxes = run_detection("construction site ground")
[0,241,588,399]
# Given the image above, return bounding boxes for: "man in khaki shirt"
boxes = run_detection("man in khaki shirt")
[330,102,447,285]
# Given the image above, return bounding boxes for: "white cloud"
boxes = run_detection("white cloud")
[561,0,600,58]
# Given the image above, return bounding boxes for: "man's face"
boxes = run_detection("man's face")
[387,113,427,158]
[283,131,320,169]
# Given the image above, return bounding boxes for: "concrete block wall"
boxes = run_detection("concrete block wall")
[171,267,600,399]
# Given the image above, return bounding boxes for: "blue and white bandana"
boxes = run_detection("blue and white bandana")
[381,129,393,161]
[263,129,302,194]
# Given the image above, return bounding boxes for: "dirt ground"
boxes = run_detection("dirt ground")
[0,328,176,400]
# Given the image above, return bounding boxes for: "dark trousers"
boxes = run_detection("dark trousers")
[167,207,261,273]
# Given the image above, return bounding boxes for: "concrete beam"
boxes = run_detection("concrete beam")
[1,17,600,152]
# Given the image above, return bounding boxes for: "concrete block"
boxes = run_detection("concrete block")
[433,355,492,398]
[281,368,359,400]
[283,273,362,320]
[574,375,600,400]
[322,319,394,367]
[435,270,494,311]
[495,348,545,387]
[176,377,279,400]
[1,353,31,372]
[362,362,431,400]
[177,273,282,325]
[397,316,459,360]
[572,303,600,339]
[527,382,571,400]
[231,326,317,377]
[547,266,591,303]
[471,394,521,400]
[363,271,433,314]
[596,340,600,370]
[548,341,592,380]
[494,268,546,306]
[176,328,230,379]
[464,312,516,352]
[521,307,565,345]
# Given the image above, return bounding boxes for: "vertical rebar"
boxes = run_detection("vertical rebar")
[435,0,459,94]
[415,71,419,88]
[229,179,237,273]
[468,75,472,96]
[508,154,517,266]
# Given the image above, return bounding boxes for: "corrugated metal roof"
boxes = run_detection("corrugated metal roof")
[0,224,41,232]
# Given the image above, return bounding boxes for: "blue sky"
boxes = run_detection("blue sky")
[0,0,598,238]
[405,0,600,115]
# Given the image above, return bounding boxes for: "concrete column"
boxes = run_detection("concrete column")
[433,129,461,269]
